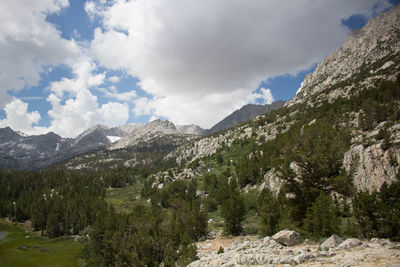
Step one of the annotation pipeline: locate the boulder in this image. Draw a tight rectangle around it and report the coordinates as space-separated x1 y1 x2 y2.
320 234 344 250
336 238 362 250
370 238 395 247
272 229 301 246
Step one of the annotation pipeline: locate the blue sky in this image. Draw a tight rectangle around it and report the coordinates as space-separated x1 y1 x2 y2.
0 0 398 137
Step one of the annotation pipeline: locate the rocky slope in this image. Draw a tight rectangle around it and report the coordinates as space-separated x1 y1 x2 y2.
189 234 400 266
204 100 285 136
288 4 400 107
160 4 400 194
0 127 72 170
63 132 197 171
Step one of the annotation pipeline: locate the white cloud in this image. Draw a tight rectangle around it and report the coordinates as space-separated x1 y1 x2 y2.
133 97 155 117
149 115 158 122
88 0 392 128
251 88 274 105
46 89 129 138
49 58 105 97
45 58 129 137
133 88 274 127
98 87 137 101
108 76 121 83
0 0 79 107
296 82 305 95
0 99 48 135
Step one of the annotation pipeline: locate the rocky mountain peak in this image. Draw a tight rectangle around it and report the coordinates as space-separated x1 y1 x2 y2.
145 119 177 133
110 119 183 150
288 4 400 107
176 124 206 135
72 124 107 145
0 127 20 143
205 100 285 135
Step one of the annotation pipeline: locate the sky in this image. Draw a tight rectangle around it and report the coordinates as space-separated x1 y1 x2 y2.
0 0 398 138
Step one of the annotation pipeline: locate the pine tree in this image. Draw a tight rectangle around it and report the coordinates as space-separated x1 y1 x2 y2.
258 188 280 236
221 181 246 235
303 192 340 239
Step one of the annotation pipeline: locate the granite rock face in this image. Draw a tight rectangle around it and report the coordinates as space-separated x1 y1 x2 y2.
343 123 400 192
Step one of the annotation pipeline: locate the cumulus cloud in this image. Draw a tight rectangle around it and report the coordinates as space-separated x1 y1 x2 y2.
46 58 129 137
0 99 48 135
251 88 274 105
49 58 106 97
87 0 392 128
46 90 129 138
133 88 274 127
98 86 137 101
0 0 78 107
0 53 131 137
108 76 121 83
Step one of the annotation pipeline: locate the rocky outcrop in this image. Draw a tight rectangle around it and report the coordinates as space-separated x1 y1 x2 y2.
260 168 283 195
189 237 400 267
343 122 400 192
190 236 400 266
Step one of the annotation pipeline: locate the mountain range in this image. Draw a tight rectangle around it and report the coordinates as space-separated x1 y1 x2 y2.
1 4 400 195
0 101 283 170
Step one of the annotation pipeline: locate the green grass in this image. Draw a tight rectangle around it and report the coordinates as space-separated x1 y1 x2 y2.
105 183 148 213
207 209 225 233
0 220 85 267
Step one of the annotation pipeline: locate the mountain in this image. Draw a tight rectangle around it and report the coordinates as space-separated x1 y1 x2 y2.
110 119 203 150
176 124 206 135
0 128 72 169
288 4 400 107
116 123 141 135
204 101 285 135
57 119 205 170
160 5 400 193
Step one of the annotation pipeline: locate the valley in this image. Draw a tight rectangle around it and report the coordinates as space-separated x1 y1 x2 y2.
1 3 400 267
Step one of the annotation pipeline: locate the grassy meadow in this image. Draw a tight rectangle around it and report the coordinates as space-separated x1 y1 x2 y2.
0 220 85 267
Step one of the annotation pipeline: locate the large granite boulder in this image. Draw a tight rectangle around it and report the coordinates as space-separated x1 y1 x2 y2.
320 234 344 250
337 238 362 250
272 229 301 246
